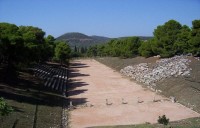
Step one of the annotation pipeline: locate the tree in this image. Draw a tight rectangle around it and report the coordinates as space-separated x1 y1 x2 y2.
90 37 141 58
87 45 97 57
139 40 154 57
18 26 46 62
189 20 200 56
0 23 25 81
43 35 55 61
74 45 77 52
173 25 191 55
97 45 105 56
0 23 24 65
54 41 71 64
80 47 85 54
153 20 182 57
121 37 141 58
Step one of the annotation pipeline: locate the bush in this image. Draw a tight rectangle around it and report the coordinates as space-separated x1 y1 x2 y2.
157 115 169 125
0 97 13 116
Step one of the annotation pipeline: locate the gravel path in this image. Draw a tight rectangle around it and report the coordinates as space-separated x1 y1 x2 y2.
68 59 199 128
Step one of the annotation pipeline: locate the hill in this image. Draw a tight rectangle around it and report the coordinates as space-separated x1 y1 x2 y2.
56 32 153 48
56 32 111 48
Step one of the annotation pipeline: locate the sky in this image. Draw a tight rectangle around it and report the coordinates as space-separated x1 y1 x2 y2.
0 0 200 38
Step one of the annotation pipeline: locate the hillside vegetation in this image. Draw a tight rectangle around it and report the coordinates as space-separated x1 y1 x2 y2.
56 32 111 48
56 32 153 50
88 19 200 58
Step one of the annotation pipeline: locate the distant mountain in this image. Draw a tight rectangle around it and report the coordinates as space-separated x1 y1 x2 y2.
56 32 111 48
56 32 91 40
56 32 153 48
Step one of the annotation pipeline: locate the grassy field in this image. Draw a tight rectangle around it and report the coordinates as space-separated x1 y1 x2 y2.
95 56 200 127
0 66 66 128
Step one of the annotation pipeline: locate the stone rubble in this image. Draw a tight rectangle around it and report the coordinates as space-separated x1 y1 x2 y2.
120 56 191 86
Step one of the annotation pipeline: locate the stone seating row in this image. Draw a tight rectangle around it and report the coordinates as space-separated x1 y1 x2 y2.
33 64 68 93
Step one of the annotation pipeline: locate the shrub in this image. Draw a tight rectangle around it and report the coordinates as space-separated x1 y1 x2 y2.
0 97 13 116
157 115 169 125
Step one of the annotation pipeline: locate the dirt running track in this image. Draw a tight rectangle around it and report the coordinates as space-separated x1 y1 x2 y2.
68 59 200 128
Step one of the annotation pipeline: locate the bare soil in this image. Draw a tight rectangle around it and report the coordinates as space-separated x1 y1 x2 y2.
68 59 200 128
96 56 200 113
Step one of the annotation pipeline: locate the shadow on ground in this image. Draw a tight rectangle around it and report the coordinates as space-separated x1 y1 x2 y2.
67 61 90 106
68 81 89 90
0 64 64 128
0 66 65 107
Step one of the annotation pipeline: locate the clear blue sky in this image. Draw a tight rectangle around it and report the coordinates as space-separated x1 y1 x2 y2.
0 0 200 38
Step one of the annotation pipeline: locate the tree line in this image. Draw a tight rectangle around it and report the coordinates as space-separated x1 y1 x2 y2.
0 22 71 68
0 23 72 117
1 19 199 68
70 45 88 57
87 19 200 58
87 37 141 58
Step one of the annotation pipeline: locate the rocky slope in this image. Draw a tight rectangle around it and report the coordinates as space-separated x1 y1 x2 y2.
120 56 191 86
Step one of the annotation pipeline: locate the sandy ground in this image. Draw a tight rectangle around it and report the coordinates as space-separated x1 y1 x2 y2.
68 59 200 128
